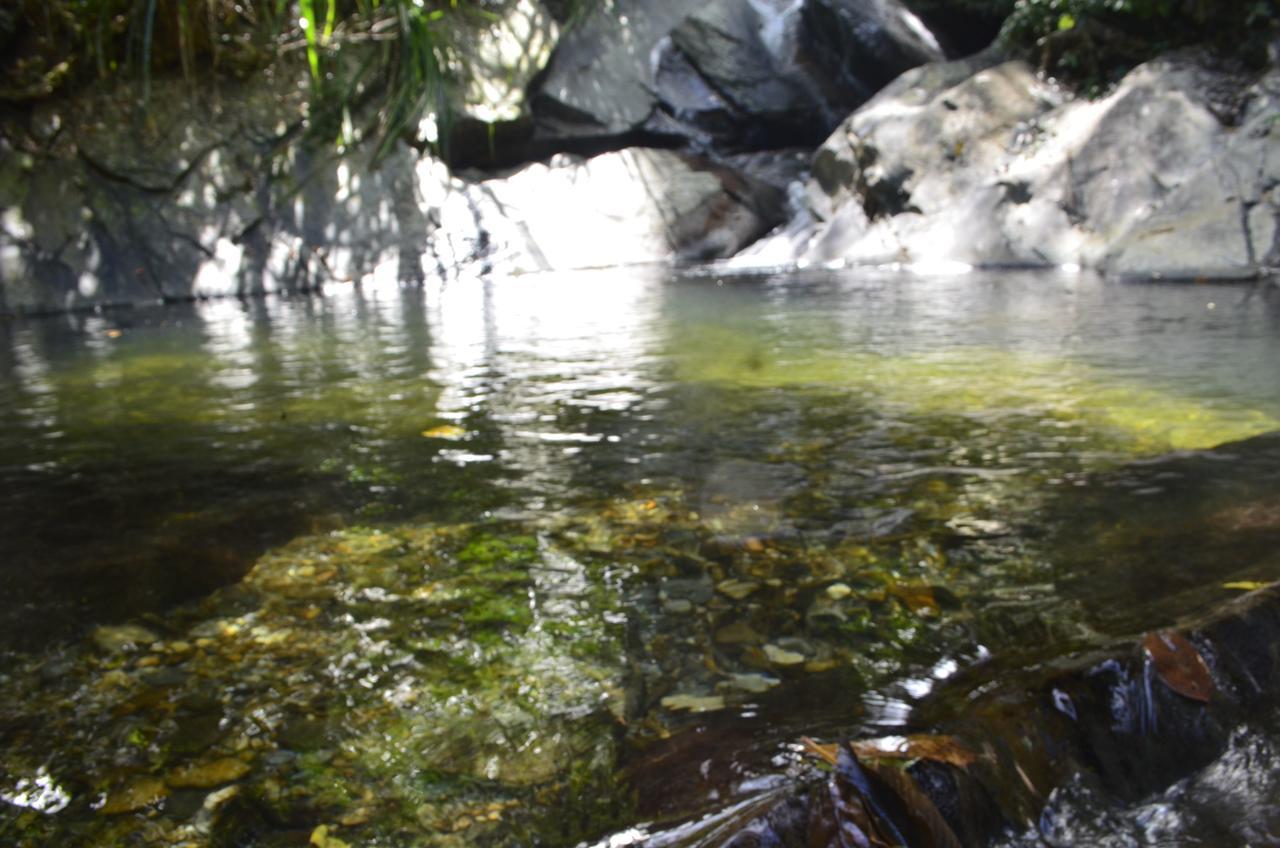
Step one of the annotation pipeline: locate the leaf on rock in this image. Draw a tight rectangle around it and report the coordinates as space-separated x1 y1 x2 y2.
1142 630 1213 703
803 735 977 769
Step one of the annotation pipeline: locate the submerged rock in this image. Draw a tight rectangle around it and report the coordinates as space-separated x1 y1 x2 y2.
92 624 160 654
622 580 1280 847
167 757 252 789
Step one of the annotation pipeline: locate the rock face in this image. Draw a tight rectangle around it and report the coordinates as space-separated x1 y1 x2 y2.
0 75 430 313
1105 64 1280 280
0 0 943 315
531 0 945 150
788 48 1280 279
426 149 785 276
0 74 784 313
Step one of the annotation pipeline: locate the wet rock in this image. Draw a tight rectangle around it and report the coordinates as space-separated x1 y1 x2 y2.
763 643 806 667
806 594 848 625
717 673 781 694
661 577 716 606
826 582 854 600
169 713 225 757
829 507 916 540
715 620 765 645
168 757 251 789
99 776 168 815
92 624 160 654
717 578 761 600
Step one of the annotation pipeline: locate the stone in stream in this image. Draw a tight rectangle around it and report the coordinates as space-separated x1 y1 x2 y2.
167 757 252 789
628 580 1280 846
91 624 160 654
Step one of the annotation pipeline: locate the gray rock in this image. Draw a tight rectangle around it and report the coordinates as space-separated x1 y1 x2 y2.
428 148 785 276
789 49 1280 280
532 0 943 149
0 73 429 313
1104 65 1280 280
531 0 701 139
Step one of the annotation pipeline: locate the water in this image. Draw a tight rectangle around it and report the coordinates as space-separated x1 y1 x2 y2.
2 269 1279 846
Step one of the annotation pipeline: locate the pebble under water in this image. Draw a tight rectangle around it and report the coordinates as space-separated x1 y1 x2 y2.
2 268 1280 846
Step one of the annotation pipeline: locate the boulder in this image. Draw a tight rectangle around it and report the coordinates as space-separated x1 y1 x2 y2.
791 49 1280 280
1104 65 1280 280
424 148 787 276
529 0 700 140
531 0 944 151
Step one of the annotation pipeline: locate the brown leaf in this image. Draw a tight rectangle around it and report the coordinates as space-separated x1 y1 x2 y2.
887 584 939 614
1142 630 1213 703
803 735 977 769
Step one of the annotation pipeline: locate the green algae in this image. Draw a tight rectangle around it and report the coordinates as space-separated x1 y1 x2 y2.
672 326 1279 454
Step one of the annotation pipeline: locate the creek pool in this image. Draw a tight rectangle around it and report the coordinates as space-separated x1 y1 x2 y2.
2 268 1280 846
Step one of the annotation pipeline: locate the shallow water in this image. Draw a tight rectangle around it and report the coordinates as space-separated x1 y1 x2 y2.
2 269 1280 846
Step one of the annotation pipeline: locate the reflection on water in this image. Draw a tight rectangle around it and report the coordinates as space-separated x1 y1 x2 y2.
2 269 1280 845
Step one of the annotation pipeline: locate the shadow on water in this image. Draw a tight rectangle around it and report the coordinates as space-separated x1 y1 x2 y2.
0 291 516 651
1045 430 1280 637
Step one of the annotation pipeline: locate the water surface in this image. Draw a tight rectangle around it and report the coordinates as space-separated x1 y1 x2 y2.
2 269 1279 846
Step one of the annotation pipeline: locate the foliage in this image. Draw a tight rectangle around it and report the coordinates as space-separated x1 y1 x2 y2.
0 0 520 160
999 0 1280 92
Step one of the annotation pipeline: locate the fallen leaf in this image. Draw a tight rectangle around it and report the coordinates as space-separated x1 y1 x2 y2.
420 424 466 440
1223 580 1269 591
660 694 725 713
1142 630 1213 703
803 735 977 769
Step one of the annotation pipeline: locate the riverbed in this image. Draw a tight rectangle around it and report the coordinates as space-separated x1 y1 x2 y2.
2 268 1279 846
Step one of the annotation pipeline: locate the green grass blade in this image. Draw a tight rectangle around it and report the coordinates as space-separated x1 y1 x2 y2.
299 0 322 81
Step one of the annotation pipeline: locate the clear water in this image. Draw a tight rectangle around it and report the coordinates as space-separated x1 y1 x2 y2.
2 269 1279 846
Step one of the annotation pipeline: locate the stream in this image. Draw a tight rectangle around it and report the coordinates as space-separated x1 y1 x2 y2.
2 268 1280 846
